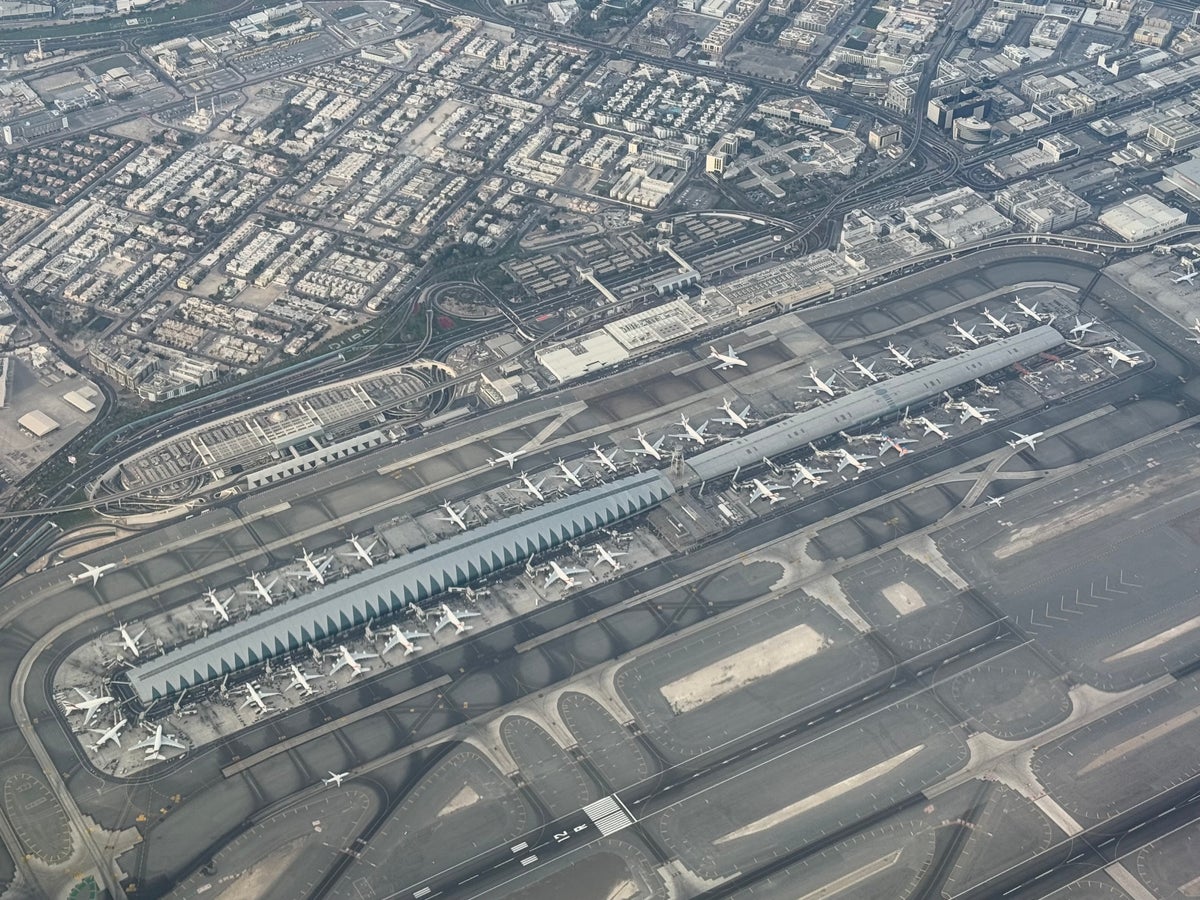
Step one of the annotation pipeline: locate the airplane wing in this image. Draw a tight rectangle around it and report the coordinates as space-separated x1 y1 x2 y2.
130 736 155 752
161 735 186 750
329 658 348 675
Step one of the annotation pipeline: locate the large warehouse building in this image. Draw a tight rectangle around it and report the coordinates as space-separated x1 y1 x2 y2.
125 325 1065 704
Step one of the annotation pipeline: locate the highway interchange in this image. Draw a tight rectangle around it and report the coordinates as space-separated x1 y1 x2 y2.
3 246 1200 899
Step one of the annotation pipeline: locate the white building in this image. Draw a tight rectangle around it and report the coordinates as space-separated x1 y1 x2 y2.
1097 196 1187 242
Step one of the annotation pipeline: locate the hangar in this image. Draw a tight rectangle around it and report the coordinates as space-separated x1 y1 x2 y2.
126 471 675 702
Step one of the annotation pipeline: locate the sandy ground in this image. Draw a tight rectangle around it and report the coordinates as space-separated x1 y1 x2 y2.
882 581 925 615
439 785 481 818
1077 708 1200 777
660 623 828 715
606 881 638 900
1105 614 1200 663
215 834 309 899
715 745 924 844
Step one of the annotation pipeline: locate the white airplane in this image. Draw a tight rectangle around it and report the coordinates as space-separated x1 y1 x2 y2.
715 398 754 430
202 588 233 623
1174 269 1199 284
64 687 114 726
324 771 349 787
1007 431 1044 451
297 548 333 586
802 367 837 397
847 356 881 383
791 463 830 488
746 478 788 504
552 459 584 487
380 624 430 657
877 434 917 457
591 443 620 473
241 682 280 714
434 603 480 635
982 308 1013 334
985 496 1005 507
286 665 321 696
671 414 709 445
1101 345 1142 368
1069 317 1099 340
329 645 378 678
916 417 953 440
629 429 666 461
487 447 524 469
1014 297 1044 322
244 573 279 606
1190 318 1200 344
438 501 470 532
114 623 146 658
544 559 589 589
593 544 627 571
835 448 874 473
709 344 748 369
886 342 917 369
132 724 185 761
514 473 547 502
71 562 116 586
950 320 981 347
89 716 127 751
346 535 379 567
950 400 998 425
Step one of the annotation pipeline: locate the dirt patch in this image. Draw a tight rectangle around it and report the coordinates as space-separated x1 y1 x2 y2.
438 785 481 818
882 581 925 615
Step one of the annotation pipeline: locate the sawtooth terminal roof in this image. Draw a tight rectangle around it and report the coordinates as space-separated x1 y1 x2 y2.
684 324 1064 482
126 470 675 702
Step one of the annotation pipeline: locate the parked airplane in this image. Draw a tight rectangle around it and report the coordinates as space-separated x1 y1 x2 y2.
244 573 279 606
950 320 981 347
286 665 321 696
746 478 788 504
514 473 547 502
590 443 621 473
552 459 584 487
982 308 1013 334
329 645 378 678
1013 297 1044 322
709 344 748 369
202 588 233 623
324 771 349 787
715 398 754 430
544 559 589 589
1174 269 1199 284
434 603 480 635
132 724 186 761
835 448 874 473
791 463 830 488
438 501 470 532
487 447 524 469
847 356 881 383
1007 431 1044 451
948 398 998 425
1069 317 1099 340
916 417 953 440
71 562 115 586
985 496 1005 507
886 342 917 369
629 429 666 461
89 716 127 751
593 544 627 571
802 367 837 397
297 548 334 585
114 623 146 658
877 434 917 457
381 624 430 657
1101 345 1142 368
346 535 379 567
64 687 114 725
241 682 280 714
671 414 709 445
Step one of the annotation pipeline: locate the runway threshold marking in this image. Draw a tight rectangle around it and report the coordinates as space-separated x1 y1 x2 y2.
220 675 452 778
